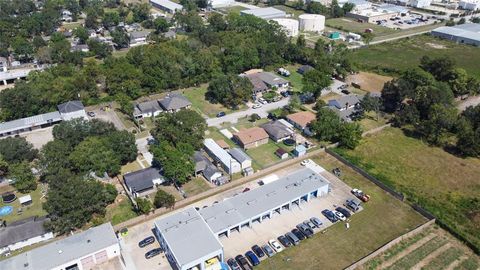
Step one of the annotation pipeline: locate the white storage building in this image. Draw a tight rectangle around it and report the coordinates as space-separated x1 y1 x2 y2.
229 148 252 170
432 23 480 46
210 0 235 8
272 18 299 37
150 0 183 13
203 139 241 174
299 14 326 32
241 7 287 19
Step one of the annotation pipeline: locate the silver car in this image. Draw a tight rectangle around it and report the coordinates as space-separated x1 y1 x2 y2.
310 217 323 227
262 244 275 257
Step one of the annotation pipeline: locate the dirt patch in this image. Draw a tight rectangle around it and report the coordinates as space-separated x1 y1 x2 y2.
346 72 393 93
426 42 447 49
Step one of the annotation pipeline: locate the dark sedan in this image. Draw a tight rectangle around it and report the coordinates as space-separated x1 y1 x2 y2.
252 244 265 258
335 206 352 218
138 236 155 248
235 255 252 270
278 235 292 247
145 248 162 259
292 228 306 240
322 209 339 223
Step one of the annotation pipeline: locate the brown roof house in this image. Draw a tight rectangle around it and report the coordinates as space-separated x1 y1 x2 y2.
233 127 269 149
286 111 316 136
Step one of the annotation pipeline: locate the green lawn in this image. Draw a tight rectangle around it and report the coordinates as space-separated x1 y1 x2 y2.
359 111 391 132
0 184 48 223
105 195 138 225
284 64 304 92
245 140 286 169
326 18 398 36
181 86 242 118
121 160 143 175
182 177 212 197
334 127 480 252
351 34 480 78
258 153 426 270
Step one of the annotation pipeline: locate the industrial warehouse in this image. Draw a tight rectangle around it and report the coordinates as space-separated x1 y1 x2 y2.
154 167 330 270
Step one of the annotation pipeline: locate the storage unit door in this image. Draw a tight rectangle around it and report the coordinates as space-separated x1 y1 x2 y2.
95 250 108 264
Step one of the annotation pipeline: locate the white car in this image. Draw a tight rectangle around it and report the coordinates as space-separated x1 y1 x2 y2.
268 239 284 253
258 98 268 104
333 210 346 221
252 103 262 109
300 159 311 166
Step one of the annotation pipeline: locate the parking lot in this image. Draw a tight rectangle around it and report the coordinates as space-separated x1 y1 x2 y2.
119 161 360 270
380 14 440 30
20 126 54 149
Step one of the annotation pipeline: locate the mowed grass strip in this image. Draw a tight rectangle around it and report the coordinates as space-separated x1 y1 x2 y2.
387 236 448 270
423 247 464 270
334 127 480 250
350 34 480 79
256 153 426 270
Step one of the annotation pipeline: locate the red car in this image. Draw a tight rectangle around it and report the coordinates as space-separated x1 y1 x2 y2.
351 189 370 202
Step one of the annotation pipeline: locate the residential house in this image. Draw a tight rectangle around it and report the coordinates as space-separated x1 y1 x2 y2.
193 151 209 177
261 120 294 142
0 223 120 270
57 100 88 121
243 71 290 94
203 139 241 174
286 111 316 136
159 93 192 112
203 165 222 183
123 167 166 198
229 148 252 170
297 65 314 75
133 100 163 119
293 144 307 157
129 30 150 47
0 216 54 254
327 95 362 122
70 44 89 53
233 127 270 149
275 148 289 159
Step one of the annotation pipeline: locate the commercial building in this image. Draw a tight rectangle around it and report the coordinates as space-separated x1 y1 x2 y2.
432 23 480 46
0 216 53 254
203 139 241 174
241 7 286 19
0 100 87 138
233 127 269 149
154 208 224 270
0 223 120 270
458 0 480 10
150 0 183 13
210 0 235 8
154 167 330 269
347 4 409 23
123 167 166 198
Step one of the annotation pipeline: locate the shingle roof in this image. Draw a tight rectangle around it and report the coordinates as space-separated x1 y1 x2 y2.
193 151 210 172
135 100 163 115
129 30 150 39
328 95 361 109
244 74 268 92
57 100 85 114
0 223 118 270
257 72 289 86
123 167 164 193
234 127 269 145
287 111 316 129
0 216 50 248
229 148 252 163
159 94 192 111
203 164 221 180
261 121 294 141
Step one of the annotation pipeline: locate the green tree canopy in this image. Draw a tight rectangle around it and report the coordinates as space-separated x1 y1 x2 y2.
10 162 37 193
154 189 175 209
302 69 332 98
206 75 253 109
69 137 121 176
0 137 38 164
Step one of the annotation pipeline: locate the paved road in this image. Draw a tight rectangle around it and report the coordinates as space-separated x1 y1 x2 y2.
206 97 290 127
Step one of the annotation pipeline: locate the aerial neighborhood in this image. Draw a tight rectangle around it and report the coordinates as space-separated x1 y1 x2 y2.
0 0 479 270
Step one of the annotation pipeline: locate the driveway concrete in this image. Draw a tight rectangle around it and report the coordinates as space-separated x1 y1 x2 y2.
207 98 290 127
88 107 127 131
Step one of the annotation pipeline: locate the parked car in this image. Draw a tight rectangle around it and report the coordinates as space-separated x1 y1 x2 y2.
292 228 306 240
216 111 226 117
280 91 289 97
268 239 284 252
285 232 300 245
303 220 316 230
310 217 323 228
138 236 155 248
87 111 96 117
346 198 361 212
245 251 260 266
300 159 311 166
242 187 250 193
296 223 314 238
262 244 275 257
341 89 351 95
235 255 252 270
251 245 265 258
145 248 162 259
333 210 347 221
335 206 351 218
351 188 370 202
322 209 338 223
227 258 242 270
258 97 267 104
278 235 293 247
252 103 262 109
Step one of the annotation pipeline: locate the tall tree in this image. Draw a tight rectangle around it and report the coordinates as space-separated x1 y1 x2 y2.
337 122 362 149
154 189 175 209
206 75 253 109
69 137 121 176
10 162 37 193
0 137 38 164
151 142 194 185
302 69 332 98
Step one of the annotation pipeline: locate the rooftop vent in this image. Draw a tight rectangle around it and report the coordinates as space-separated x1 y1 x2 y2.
58 250 63 254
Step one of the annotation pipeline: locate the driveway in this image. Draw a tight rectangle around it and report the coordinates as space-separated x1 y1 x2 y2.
87 107 127 131
207 97 290 127
136 136 153 166
457 95 480 111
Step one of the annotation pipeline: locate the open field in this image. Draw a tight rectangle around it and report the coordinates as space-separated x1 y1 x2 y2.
245 140 284 169
334 127 480 252
351 34 480 78
359 112 391 132
283 64 304 92
326 18 398 36
0 184 48 223
346 71 393 93
361 225 480 270
257 153 426 270
181 177 212 198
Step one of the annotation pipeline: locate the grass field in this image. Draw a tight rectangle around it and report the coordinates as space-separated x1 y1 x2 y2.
182 86 242 118
105 194 138 225
326 18 398 36
334 127 480 252
182 177 212 197
0 184 48 223
246 140 284 169
257 153 426 270
361 225 480 270
351 34 480 78
284 64 304 92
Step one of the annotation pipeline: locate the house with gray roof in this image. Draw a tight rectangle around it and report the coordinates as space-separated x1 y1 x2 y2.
0 216 53 254
243 71 290 93
328 95 361 111
57 100 88 121
123 167 166 197
129 30 150 47
133 100 163 119
0 223 120 270
159 93 192 112
261 120 294 142
229 148 252 170
203 164 222 183
193 151 210 176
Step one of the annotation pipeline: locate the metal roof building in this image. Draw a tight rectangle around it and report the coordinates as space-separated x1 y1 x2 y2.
154 208 224 270
0 223 120 270
199 167 329 235
241 7 287 19
150 0 183 13
0 111 62 137
432 24 480 46
203 139 241 174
